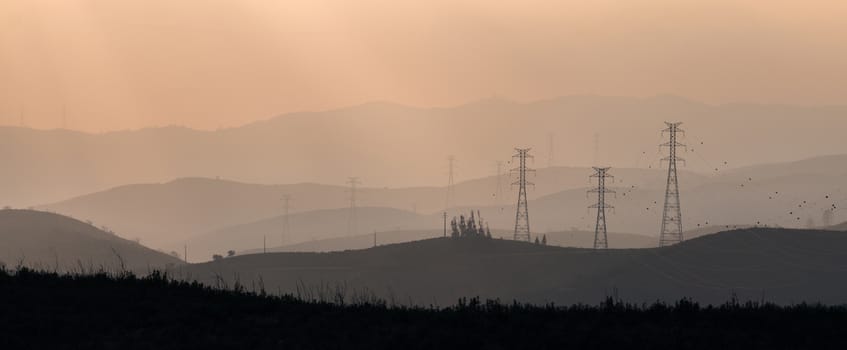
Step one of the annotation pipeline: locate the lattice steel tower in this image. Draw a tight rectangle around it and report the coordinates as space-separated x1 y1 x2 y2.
511 148 534 241
446 155 456 210
588 167 615 249
346 177 361 236
659 122 686 246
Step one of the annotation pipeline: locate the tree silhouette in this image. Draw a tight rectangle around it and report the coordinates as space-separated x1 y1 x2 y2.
450 210 491 239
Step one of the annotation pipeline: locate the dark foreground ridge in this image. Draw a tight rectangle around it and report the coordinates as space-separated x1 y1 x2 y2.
2 268 847 350
187 227 847 305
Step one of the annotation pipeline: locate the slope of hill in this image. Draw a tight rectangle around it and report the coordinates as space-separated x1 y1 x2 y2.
184 207 433 261
39 178 348 248
185 228 847 305
0 209 181 271
241 229 445 254
828 222 847 231
239 229 657 255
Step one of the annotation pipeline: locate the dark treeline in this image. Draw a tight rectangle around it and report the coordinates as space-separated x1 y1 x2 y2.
2 268 847 349
451 210 492 238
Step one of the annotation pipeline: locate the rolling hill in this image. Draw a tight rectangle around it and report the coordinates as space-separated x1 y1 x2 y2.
239 229 658 256
40 153 847 257
39 166 694 249
185 206 433 261
184 228 847 305
0 209 181 271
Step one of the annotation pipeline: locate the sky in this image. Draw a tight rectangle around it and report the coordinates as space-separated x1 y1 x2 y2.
1 0 846 132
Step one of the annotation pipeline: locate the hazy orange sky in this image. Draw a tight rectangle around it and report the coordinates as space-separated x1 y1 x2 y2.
1 0 846 131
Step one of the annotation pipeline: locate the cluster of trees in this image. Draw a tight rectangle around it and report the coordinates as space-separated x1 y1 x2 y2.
534 235 548 245
450 210 492 239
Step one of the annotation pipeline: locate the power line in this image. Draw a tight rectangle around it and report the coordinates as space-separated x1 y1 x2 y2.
346 177 361 236
659 122 686 246
588 167 615 249
511 148 535 242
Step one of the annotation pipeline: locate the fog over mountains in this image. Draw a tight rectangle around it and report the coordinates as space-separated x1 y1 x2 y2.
4 95 847 208
36 152 847 261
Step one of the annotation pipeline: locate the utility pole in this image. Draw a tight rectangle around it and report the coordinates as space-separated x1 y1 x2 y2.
346 177 361 236
183 244 188 263
281 195 291 245
373 230 377 247
263 235 267 254
588 167 615 249
446 155 456 211
659 122 686 246
511 148 535 242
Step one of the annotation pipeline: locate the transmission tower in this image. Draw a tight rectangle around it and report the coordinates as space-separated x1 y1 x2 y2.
281 195 291 245
588 167 615 249
446 155 456 210
511 148 535 241
346 177 361 236
659 122 686 246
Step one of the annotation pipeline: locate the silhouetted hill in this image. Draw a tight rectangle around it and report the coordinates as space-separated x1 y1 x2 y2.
39 178 348 248
186 207 432 261
0 209 181 271
186 228 847 305
241 229 445 254
239 229 656 255
825 220 847 231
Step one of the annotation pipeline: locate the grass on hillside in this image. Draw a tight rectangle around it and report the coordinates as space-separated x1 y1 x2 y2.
2 267 847 349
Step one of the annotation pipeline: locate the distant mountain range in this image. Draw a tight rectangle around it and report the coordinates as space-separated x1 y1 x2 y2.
185 228 847 305
39 166 697 250
0 210 181 271
6 95 847 208
39 154 847 261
